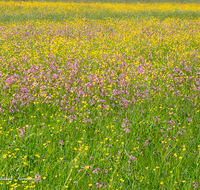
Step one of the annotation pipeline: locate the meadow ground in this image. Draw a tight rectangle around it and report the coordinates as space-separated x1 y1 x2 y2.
0 1 200 189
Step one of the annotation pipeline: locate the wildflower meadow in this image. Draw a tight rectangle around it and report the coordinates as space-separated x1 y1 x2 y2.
0 1 200 189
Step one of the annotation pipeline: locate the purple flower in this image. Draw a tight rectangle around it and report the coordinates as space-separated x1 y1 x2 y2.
128 155 136 162
182 129 186 133
193 182 198 189
168 120 175 125
129 155 136 161
19 133 24 137
12 99 18 104
123 128 130 133
122 123 126 127
35 175 41 183
144 140 149 146
59 140 63 144
104 169 108 175
92 168 100 174
96 182 106 188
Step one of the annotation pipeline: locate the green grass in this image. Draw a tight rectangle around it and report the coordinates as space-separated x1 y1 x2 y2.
0 8 199 23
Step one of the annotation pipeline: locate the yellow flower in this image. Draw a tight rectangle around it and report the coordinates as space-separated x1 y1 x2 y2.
35 154 40 158
120 179 124 182
160 181 163 185
179 156 183 160
88 184 92 186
